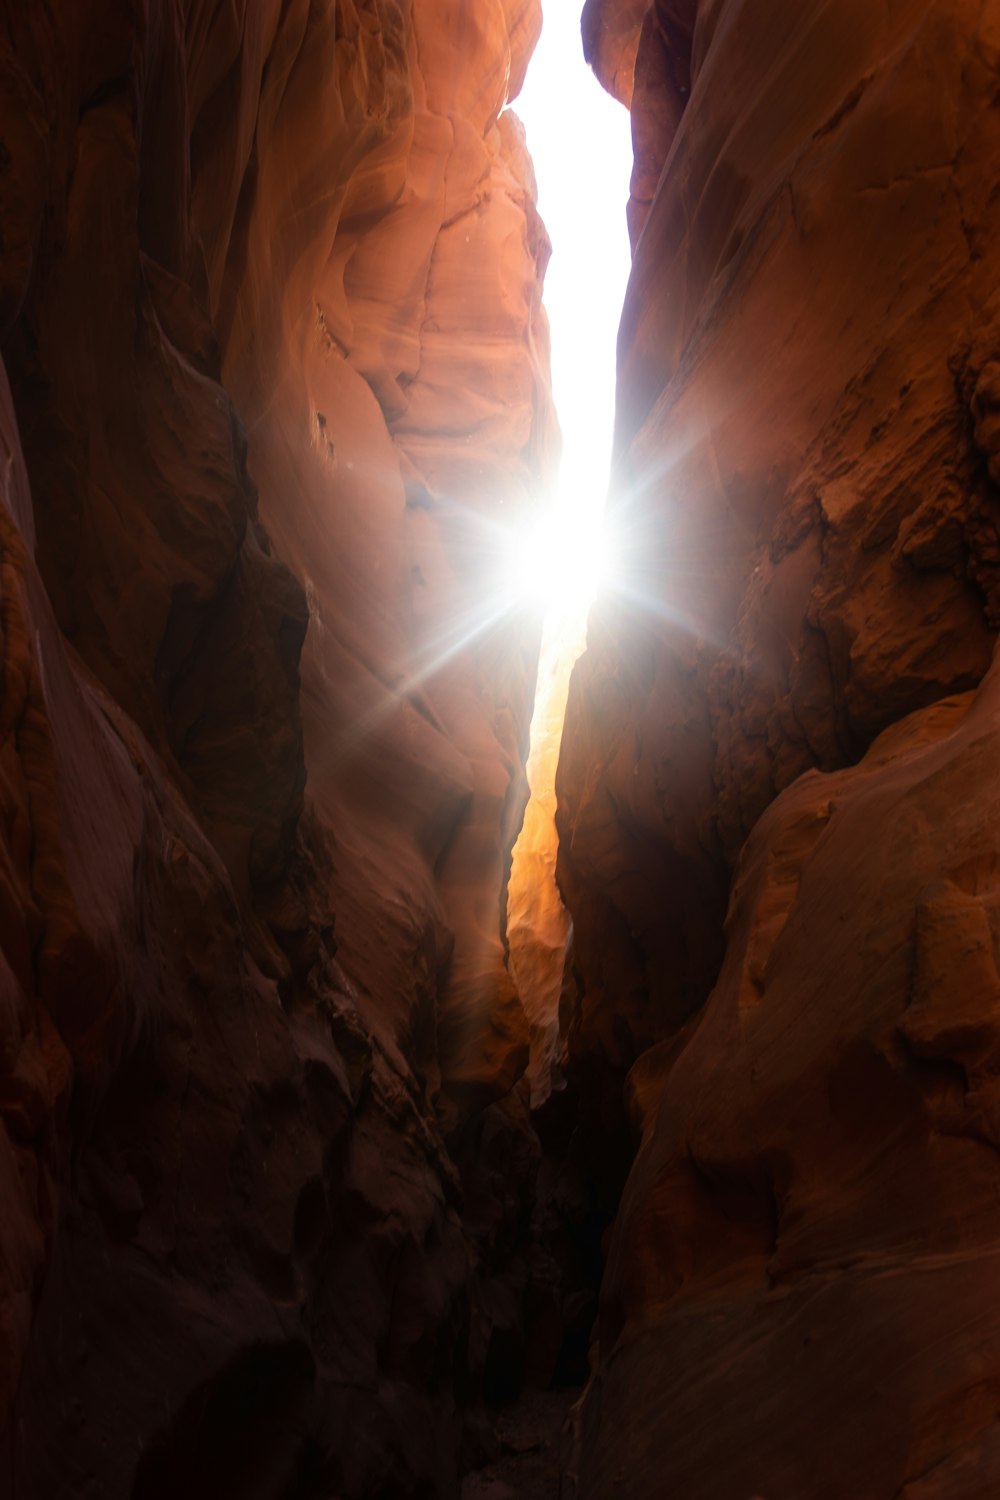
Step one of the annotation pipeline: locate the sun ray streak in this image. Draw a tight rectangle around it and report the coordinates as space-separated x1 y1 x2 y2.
502 9 634 1101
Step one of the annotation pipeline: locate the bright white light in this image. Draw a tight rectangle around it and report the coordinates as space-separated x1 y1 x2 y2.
511 5 633 628
515 505 613 614
505 10 634 1102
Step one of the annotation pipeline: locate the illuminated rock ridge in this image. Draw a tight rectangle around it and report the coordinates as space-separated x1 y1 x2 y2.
0 2 557 1495
562 0 1000 1495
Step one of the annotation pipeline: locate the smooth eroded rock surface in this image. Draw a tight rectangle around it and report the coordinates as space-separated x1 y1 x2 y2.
562 0 1000 1493
0 2 557 1495
578 660 1000 1498
563 0 1000 1124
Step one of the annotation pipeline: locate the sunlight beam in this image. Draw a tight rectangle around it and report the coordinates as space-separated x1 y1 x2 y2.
504 9 634 1103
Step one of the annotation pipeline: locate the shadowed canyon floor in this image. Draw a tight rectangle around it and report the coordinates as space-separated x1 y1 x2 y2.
461 1390 576 1500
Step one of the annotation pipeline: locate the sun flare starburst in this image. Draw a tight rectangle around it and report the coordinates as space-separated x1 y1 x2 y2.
507 499 614 620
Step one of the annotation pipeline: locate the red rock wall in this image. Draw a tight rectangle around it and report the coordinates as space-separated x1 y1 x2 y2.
0 2 555 1495
561 0 1000 1494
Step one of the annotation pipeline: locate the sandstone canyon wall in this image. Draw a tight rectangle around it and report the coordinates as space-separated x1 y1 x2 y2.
0 2 558 1496
562 0 1000 1495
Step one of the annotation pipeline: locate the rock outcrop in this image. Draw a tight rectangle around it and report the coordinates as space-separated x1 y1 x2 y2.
0 2 555 1495
578 664 1000 1500
561 0 1000 1493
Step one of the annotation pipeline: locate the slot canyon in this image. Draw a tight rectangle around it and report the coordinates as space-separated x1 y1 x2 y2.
2 0 1000 1495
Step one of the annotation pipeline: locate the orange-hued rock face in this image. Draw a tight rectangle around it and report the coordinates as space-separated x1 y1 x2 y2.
581 0 648 105
0 1 556 1494
561 0 1000 1104
579 664 1000 1499
583 0 698 241
211 0 556 1123
559 0 1000 1492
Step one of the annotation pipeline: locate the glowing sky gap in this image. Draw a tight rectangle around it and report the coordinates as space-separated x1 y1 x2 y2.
512 6 634 587
504 6 634 1100
318 9 636 908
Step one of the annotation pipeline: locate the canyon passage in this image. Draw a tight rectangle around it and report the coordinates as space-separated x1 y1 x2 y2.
2 2 1000 1498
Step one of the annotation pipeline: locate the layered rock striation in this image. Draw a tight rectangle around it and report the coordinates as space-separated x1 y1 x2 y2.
561 0 1000 1494
0 2 556 1495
